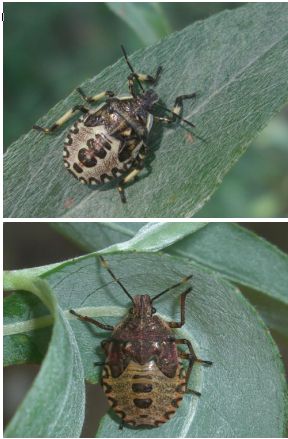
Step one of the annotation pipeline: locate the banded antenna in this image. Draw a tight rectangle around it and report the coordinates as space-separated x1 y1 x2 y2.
121 44 145 93
99 256 193 305
121 45 195 130
99 255 134 303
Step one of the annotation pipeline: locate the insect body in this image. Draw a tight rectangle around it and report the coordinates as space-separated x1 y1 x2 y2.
70 257 212 429
33 46 196 203
62 91 156 192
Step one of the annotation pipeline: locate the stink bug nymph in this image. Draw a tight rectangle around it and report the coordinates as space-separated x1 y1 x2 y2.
33 46 196 203
70 256 212 429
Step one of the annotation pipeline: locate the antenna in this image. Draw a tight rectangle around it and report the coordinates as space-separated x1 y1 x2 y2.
99 255 134 302
121 45 145 93
121 45 195 129
151 275 193 302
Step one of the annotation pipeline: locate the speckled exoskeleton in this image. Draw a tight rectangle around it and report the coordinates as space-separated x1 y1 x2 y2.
70 256 212 429
34 46 196 203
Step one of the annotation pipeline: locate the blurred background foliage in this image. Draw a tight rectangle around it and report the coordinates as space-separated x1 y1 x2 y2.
4 2 288 217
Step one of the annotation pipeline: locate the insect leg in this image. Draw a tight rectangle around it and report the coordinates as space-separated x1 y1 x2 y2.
117 144 148 203
176 338 212 393
154 93 196 127
77 88 115 103
94 361 106 366
69 309 114 331
168 287 192 328
117 185 127 204
112 108 148 140
138 66 163 84
121 43 162 95
177 339 212 365
119 419 125 430
186 389 202 397
153 115 172 123
128 66 162 96
33 104 89 133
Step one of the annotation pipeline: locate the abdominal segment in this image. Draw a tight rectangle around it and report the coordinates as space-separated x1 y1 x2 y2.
102 360 186 427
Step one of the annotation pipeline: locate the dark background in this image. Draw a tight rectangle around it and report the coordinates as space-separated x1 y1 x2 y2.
4 2 288 217
3 222 288 436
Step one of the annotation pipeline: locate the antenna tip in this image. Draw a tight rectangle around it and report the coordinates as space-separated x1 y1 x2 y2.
182 274 193 283
99 255 108 268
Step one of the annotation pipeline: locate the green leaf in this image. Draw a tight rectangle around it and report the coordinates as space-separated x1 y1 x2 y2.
4 276 85 438
4 253 287 437
8 222 206 284
101 222 208 252
53 222 288 338
4 3 288 218
167 223 288 337
3 291 52 366
53 222 207 253
52 222 146 251
106 3 170 45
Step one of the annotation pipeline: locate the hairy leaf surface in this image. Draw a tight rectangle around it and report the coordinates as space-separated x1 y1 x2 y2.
53 222 288 337
4 3 288 217
4 253 287 437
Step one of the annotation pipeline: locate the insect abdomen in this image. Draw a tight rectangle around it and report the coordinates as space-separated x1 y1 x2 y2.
102 360 186 427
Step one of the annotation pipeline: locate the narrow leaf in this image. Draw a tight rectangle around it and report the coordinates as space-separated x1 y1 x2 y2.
52 222 144 251
106 3 170 45
101 222 208 252
4 3 288 217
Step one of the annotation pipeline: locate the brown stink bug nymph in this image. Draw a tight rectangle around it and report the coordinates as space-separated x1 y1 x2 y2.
70 256 212 429
33 46 196 203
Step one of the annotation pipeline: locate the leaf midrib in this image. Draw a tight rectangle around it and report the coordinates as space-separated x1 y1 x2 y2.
3 306 126 336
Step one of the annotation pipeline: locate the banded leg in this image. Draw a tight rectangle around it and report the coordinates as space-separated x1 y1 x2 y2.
77 87 115 104
176 338 212 393
168 287 192 328
121 43 162 96
128 67 162 96
117 144 148 203
112 108 148 140
33 104 89 133
154 93 196 127
69 309 114 331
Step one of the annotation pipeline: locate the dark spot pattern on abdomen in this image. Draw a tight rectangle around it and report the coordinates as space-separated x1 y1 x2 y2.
132 383 153 393
102 360 186 427
133 398 153 409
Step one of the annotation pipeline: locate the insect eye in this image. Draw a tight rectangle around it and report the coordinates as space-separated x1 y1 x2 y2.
129 308 133 314
152 307 156 314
